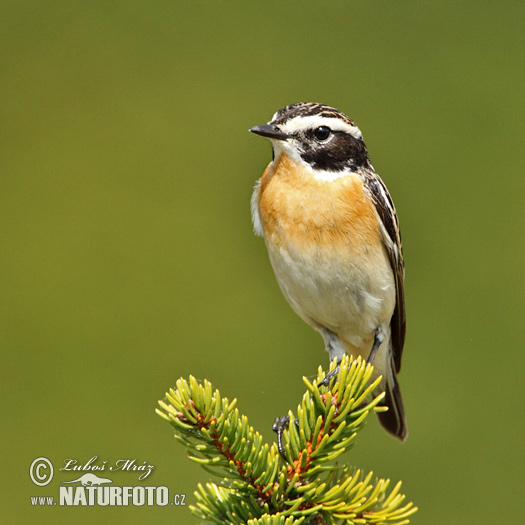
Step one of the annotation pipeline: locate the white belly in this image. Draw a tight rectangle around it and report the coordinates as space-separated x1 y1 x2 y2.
266 239 395 350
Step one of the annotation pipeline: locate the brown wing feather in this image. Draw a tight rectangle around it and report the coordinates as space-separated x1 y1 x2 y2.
363 171 406 373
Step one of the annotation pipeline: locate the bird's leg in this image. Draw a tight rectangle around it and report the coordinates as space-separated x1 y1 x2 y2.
318 328 345 387
273 329 344 460
320 327 385 387
367 327 385 364
367 327 385 365
272 415 299 461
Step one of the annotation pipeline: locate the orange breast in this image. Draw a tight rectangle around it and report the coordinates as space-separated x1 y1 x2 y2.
258 153 381 255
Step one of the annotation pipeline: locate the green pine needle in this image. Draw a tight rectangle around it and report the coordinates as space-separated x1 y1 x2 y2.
157 354 418 524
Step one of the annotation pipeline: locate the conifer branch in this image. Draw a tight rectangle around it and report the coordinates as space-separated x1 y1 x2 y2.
157 355 417 524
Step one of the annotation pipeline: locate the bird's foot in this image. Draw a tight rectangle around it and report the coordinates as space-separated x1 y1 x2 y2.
272 415 299 461
318 364 340 387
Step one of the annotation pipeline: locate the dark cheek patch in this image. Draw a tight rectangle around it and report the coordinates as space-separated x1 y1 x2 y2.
300 132 370 172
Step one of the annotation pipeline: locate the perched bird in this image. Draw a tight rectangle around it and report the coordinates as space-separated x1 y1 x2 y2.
250 102 407 441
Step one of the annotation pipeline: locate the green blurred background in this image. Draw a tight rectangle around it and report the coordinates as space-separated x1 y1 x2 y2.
2 1 523 523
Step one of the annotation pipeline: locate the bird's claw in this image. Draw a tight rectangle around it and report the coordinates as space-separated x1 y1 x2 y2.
272 415 299 461
318 364 340 387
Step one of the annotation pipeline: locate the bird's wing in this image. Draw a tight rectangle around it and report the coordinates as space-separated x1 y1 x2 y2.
363 172 406 372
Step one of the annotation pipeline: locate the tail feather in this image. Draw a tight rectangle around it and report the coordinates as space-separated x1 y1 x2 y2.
377 372 408 441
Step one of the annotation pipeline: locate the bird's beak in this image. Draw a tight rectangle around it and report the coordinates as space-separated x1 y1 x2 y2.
249 124 289 141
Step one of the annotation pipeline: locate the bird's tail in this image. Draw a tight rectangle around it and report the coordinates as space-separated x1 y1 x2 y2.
377 368 408 441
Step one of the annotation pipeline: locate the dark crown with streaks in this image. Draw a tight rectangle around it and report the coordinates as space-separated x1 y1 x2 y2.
271 102 357 127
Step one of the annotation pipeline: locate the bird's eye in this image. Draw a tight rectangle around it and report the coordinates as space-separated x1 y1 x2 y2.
314 126 331 141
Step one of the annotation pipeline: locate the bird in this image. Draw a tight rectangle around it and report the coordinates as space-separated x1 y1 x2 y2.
249 102 407 443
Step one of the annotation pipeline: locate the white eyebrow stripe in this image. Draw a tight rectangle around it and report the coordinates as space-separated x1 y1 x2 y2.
277 115 363 140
